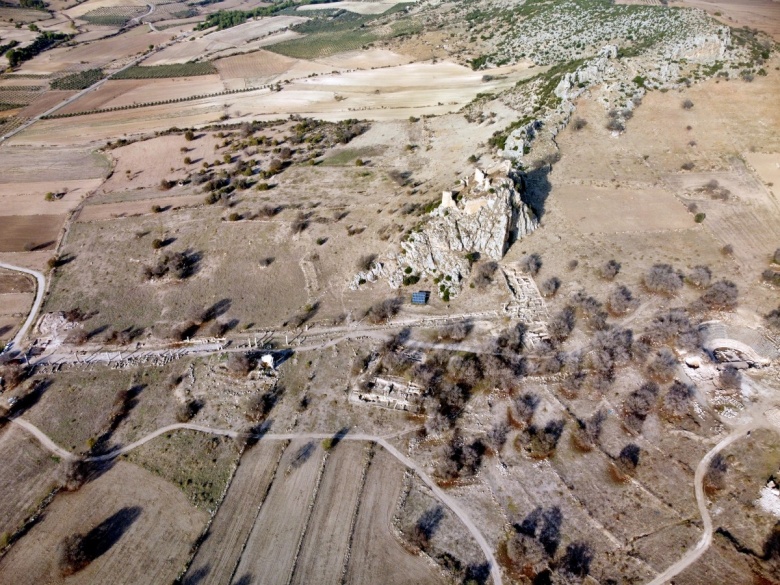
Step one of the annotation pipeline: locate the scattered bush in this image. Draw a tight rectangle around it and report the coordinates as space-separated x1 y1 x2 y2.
291 212 309 234
472 260 499 287
646 347 677 382
662 380 694 419
681 161 695 171
560 542 594 578
607 284 637 315
765 306 780 330
644 263 683 295
571 409 606 452
720 365 742 390
540 277 561 297
366 297 402 324
616 443 641 474
520 253 542 276
686 265 712 288
600 259 621 280
682 99 694 109
694 212 706 223
721 244 734 256
175 399 201 422
623 381 658 433
548 306 576 344
227 353 251 376
572 118 588 131
697 279 738 311
143 250 199 280
704 453 728 493
525 419 565 459
356 253 376 272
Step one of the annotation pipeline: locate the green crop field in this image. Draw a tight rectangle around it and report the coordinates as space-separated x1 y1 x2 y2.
80 5 147 26
267 29 378 59
112 62 217 79
51 69 104 90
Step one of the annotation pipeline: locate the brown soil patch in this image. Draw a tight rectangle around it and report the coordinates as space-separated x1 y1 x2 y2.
0 215 64 252
0 292 33 315
745 151 780 193
0 460 208 585
0 271 35 293
17 28 170 75
13 61 538 145
145 16 309 65
100 133 224 193
214 49 300 83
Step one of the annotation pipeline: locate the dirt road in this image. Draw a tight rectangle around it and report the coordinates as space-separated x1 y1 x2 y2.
0 262 45 354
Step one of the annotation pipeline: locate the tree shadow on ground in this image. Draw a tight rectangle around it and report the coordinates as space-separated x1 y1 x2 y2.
59 506 142 575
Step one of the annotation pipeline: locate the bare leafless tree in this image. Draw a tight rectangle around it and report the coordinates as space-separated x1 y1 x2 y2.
520 253 542 276
600 259 621 280
607 284 637 316
644 264 684 295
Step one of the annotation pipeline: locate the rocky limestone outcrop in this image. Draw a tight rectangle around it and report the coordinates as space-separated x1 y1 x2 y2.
351 162 538 297
501 28 733 161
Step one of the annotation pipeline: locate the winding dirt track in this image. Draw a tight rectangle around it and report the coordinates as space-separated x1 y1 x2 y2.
0 262 45 354
646 421 763 585
10 418 503 585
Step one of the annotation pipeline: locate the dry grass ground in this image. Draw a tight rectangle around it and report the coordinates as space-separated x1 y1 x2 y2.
553 184 693 233
0 461 207 585
0 148 109 183
77 194 204 221
231 439 326 585
44 207 312 332
0 425 59 539
65 0 149 19
184 440 286 585
22 368 146 453
0 271 35 293
123 430 241 513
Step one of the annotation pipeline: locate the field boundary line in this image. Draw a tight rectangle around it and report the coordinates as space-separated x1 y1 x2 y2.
225 440 289 585
287 447 329 585
338 443 373 584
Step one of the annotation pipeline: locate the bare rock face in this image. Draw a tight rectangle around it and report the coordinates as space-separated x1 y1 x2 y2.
351 162 537 297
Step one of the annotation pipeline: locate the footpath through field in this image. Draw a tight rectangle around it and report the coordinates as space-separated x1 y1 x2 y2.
10 418 504 585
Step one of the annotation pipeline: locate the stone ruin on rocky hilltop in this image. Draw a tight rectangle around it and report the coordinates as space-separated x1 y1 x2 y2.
352 161 538 298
